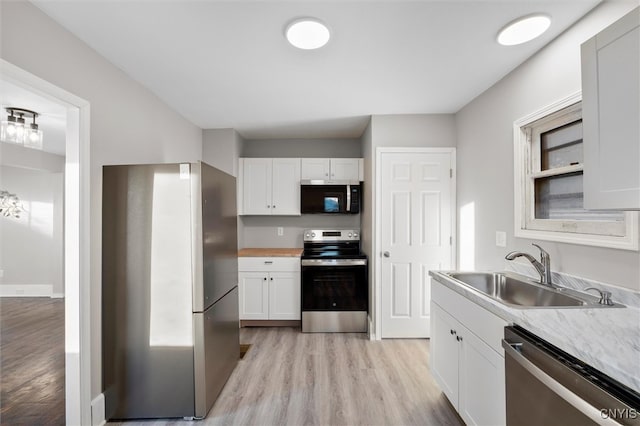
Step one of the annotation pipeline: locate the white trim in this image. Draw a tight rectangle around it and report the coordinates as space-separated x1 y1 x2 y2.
91 393 106 426
51 293 65 299
1 59 92 425
374 147 457 341
367 316 375 341
513 91 639 251
0 284 53 297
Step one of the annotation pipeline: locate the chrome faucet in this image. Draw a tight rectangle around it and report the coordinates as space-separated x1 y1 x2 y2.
505 243 553 286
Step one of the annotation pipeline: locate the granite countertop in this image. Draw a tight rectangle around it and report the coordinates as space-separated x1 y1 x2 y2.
238 248 303 257
430 270 640 393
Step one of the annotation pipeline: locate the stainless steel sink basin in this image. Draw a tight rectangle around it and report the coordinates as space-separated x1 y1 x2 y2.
444 272 592 308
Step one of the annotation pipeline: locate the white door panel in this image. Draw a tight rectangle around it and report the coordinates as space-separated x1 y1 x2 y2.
381 151 454 338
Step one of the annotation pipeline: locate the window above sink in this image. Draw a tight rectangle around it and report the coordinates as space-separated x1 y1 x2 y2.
513 92 638 251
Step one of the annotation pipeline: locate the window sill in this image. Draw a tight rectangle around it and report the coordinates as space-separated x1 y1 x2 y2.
514 223 638 251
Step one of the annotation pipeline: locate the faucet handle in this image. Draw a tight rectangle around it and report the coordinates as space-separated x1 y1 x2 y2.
531 243 549 260
585 287 614 305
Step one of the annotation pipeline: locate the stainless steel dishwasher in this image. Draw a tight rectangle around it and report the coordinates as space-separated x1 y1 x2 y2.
503 325 640 426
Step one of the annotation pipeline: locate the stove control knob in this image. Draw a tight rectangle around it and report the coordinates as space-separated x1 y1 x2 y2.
305 233 310 238
311 233 316 238
353 232 359 237
348 233 352 237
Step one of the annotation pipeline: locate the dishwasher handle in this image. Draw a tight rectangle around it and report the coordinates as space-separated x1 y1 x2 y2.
502 339 622 426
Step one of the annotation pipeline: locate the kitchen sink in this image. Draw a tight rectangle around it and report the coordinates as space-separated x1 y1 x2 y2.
444 272 602 308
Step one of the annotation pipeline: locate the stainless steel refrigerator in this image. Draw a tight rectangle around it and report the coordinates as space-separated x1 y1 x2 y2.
102 161 239 420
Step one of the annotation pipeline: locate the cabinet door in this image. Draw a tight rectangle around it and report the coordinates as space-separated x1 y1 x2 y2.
430 303 460 408
239 272 269 319
301 158 330 180
582 8 640 209
271 158 301 215
330 158 360 181
242 159 272 215
268 272 300 320
458 327 506 426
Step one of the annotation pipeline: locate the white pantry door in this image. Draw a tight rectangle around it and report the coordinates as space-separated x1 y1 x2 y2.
380 151 454 338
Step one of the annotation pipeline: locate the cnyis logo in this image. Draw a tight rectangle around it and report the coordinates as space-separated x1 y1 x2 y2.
600 408 638 420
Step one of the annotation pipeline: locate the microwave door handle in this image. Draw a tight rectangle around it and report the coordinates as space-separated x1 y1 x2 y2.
346 185 351 212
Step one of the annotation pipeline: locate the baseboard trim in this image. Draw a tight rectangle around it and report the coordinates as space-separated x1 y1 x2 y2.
0 284 53 297
91 393 106 426
240 320 300 327
368 316 376 341
51 293 65 299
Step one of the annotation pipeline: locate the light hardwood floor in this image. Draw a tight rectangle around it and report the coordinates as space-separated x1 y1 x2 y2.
113 327 463 426
0 298 65 425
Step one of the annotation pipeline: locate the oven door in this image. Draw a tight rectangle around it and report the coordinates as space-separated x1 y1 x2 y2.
301 260 368 311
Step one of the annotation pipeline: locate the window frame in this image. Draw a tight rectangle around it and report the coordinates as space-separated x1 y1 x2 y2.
513 92 638 251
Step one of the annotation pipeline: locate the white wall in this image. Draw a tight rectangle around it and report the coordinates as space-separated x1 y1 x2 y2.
455 2 640 291
1 1 203 398
0 165 64 296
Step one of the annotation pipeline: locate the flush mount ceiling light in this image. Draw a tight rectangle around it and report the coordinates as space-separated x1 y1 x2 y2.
497 14 551 46
1 107 43 150
285 18 331 50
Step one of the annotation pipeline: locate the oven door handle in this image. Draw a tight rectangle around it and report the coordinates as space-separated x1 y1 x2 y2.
301 259 367 266
501 339 622 426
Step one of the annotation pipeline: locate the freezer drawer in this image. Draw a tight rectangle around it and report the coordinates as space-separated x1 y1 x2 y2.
193 287 240 418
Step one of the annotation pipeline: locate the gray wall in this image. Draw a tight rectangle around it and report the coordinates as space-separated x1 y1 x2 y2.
0 165 64 296
203 128 243 177
242 138 361 158
241 215 361 248
455 2 640 291
361 114 457 335
240 137 363 248
1 1 203 398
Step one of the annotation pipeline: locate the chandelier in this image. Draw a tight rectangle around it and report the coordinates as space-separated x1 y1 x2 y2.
1 107 43 150
0 190 26 218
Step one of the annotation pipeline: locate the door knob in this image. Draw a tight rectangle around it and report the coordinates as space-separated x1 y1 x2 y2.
383 251 390 258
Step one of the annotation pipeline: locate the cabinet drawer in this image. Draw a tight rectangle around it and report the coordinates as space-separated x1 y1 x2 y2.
432 281 507 354
239 257 300 272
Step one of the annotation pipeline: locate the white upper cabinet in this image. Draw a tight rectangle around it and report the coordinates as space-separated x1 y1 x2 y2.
300 158 331 179
242 158 272 215
582 7 640 210
301 158 362 181
239 158 301 215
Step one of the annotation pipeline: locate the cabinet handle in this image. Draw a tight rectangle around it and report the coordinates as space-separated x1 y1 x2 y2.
270 277 273 281
267 205 271 208
450 329 456 336
264 261 273 264
456 336 463 342
273 205 276 208
263 277 267 281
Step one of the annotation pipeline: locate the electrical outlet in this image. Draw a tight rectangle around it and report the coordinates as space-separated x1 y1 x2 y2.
277 227 284 236
495 231 507 247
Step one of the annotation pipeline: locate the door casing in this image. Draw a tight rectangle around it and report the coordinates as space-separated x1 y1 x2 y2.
373 147 457 340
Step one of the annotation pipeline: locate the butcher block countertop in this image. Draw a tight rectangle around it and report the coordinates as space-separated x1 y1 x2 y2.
238 248 303 257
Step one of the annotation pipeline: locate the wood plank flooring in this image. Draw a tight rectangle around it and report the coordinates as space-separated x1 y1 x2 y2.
0 298 65 426
112 327 463 426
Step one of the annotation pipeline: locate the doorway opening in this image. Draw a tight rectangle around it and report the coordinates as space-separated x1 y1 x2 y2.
1 59 91 424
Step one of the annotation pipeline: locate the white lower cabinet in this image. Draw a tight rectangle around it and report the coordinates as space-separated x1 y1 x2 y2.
238 257 300 320
431 281 506 426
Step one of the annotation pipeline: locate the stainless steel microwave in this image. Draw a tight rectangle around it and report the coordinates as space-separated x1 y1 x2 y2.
300 180 361 214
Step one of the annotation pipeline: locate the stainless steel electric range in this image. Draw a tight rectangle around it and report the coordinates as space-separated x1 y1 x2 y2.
301 229 368 333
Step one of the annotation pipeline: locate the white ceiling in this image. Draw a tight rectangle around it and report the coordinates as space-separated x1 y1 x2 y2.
32 0 600 140
0 80 67 156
